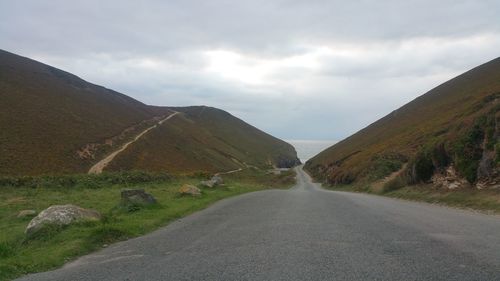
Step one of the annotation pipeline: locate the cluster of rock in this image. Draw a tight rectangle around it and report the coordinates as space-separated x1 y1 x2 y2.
431 165 471 190
25 189 158 235
178 175 224 196
24 176 226 235
431 163 500 190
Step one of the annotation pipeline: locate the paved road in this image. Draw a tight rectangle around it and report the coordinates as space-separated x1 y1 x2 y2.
19 167 500 280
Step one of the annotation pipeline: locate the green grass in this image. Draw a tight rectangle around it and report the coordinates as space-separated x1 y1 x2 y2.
0 168 295 281
323 183 500 214
385 186 500 213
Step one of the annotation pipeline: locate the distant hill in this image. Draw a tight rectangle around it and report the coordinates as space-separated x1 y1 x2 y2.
305 58 499 190
0 49 299 176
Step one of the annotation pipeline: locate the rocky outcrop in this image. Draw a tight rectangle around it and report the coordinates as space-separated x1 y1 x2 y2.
276 156 301 168
179 184 201 196
431 165 471 190
26 204 101 235
121 189 157 205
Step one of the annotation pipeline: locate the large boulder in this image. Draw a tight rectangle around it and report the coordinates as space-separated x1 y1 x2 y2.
25 204 101 235
121 189 156 205
179 184 201 196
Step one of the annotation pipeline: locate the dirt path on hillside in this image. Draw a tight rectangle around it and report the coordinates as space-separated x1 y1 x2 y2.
371 163 408 193
88 112 179 174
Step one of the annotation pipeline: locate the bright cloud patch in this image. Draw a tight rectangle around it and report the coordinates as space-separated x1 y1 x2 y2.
2 0 499 140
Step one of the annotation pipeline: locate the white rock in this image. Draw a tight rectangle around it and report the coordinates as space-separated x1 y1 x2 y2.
25 204 101 235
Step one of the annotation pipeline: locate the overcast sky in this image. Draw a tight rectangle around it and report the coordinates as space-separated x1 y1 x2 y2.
1 0 499 141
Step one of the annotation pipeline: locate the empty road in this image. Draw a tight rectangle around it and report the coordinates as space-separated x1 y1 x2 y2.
19 167 500 280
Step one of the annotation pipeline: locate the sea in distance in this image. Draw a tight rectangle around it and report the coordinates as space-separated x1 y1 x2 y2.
286 140 337 164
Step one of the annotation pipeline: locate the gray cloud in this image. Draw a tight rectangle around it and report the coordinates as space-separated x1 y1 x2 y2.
1 0 499 141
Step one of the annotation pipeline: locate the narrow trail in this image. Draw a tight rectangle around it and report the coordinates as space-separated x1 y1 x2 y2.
215 168 244 176
88 112 179 174
371 163 408 192
215 162 262 176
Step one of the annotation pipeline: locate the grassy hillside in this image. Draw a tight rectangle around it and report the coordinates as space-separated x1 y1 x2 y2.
106 106 300 173
0 50 299 176
305 57 500 190
0 49 170 176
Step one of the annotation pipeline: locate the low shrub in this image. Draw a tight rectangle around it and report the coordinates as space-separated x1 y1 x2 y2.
0 171 171 189
452 121 485 183
364 154 405 181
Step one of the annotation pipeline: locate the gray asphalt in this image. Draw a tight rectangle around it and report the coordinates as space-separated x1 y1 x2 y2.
18 167 500 280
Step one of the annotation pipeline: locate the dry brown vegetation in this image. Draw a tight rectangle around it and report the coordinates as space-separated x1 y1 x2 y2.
305 57 500 190
106 106 300 173
0 50 299 176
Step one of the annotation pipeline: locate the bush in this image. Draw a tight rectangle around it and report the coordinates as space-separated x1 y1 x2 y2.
0 171 171 189
364 154 405 181
453 122 485 183
414 151 435 182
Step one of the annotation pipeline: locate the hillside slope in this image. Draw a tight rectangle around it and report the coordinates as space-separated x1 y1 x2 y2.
0 50 299 176
0 49 171 175
305 58 499 190
106 106 300 173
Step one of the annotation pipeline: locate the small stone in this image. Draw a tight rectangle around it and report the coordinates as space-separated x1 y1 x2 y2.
179 184 201 196
200 180 216 188
200 175 224 188
17 209 37 218
211 175 224 185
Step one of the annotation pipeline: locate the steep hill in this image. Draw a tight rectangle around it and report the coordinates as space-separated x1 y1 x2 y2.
305 58 500 190
0 50 299 176
106 106 300 173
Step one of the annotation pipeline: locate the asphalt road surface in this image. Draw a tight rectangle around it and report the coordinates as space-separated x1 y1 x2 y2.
18 167 500 280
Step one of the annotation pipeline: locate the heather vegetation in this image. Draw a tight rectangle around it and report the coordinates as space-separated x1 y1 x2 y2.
0 50 299 177
107 106 300 174
306 58 500 192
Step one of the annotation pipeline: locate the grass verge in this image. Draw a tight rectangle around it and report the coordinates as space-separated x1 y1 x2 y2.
323 183 500 214
0 168 296 281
